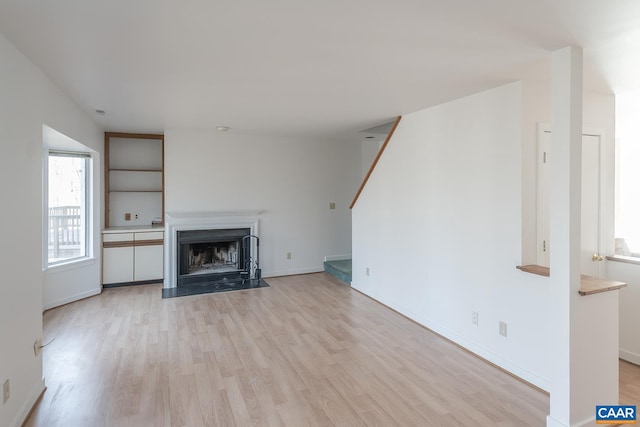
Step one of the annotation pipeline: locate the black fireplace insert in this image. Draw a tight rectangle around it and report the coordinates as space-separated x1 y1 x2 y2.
176 228 260 286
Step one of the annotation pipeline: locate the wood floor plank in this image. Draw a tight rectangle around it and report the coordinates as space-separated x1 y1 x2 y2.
24 272 609 426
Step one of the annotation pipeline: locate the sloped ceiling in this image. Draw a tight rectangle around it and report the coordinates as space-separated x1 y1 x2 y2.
1 0 639 138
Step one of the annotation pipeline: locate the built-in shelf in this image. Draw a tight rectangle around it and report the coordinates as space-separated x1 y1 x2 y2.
579 275 627 296
516 264 550 277
516 264 627 296
109 169 162 193
105 132 164 228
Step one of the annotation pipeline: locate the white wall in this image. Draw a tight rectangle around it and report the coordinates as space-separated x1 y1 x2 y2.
521 77 634 381
604 92 640 366
607 261 640 364
43 257 102 310
361 139 382 180
164 130 360 277
352 82 555 389
0 33 103 427
352 79 621 423
42 128 103 310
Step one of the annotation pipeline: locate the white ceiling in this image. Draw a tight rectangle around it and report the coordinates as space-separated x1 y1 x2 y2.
1 0 640 139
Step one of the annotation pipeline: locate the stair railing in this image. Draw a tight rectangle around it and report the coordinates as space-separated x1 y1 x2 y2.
349 116 402 209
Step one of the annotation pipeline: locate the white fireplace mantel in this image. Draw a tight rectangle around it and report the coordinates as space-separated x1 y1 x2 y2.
164 210 262 288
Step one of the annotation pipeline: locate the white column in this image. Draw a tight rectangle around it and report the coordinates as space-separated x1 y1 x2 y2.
547 46 583 427
547 46 619 427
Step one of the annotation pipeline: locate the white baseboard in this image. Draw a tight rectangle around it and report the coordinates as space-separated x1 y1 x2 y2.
421 317 551 392
43 287 101 310
11 378 45 427
546 414 594 426
620 348 640 365
572 416 596 427
546 415 567 427
323 254 352 262
351 281 551 392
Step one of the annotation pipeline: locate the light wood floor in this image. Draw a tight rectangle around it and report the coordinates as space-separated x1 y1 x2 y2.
27 272 625 426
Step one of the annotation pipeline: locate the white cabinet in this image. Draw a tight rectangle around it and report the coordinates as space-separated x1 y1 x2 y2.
103 233 134 284
102 230 164 285
133 231 164 281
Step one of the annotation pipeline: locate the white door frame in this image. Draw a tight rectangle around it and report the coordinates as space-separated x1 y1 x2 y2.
536 123 607 274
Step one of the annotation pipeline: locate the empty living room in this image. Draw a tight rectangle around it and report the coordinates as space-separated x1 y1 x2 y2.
2 2 640 427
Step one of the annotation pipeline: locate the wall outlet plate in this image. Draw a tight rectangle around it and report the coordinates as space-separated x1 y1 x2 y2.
3 379 9 403
472 311 479 326
499 321 508 337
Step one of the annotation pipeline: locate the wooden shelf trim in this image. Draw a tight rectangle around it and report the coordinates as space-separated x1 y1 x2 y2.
109 190 163 193
579 275 627 296
103 241 134 249
134 239 164 247
516 264 549 276
105 132 164 140
349 116 402 209
516 264 627 296
109 168 163 172
104 239 163 248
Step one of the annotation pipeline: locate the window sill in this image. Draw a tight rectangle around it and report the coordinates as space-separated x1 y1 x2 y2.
606 255 640 265
516 264 627 296
44 257 96 273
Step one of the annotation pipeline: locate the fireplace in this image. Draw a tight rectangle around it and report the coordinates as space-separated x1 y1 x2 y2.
177 228 251 286
164 211 262 289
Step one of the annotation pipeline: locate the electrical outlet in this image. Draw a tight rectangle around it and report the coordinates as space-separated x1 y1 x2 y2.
499 321 508 337
472 311 479 326
3 379 9 404
366 267 370 276
329 202 336 210
286 252 292 260
124 213 131 221
33 338 42 356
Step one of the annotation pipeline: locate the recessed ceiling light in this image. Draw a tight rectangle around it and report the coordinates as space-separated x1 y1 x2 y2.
95 109 106 116
216 126 230 132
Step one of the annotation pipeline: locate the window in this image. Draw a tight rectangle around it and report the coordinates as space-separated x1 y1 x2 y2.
615 136 640 256
614 95 640 258
47 151 91 265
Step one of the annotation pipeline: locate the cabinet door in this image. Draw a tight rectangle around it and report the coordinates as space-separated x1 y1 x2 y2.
134 232 164 281
103 233 134 284
134 245 163 281
103 246 134 284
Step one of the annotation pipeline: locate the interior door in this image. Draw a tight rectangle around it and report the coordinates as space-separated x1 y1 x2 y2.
537 128 603 276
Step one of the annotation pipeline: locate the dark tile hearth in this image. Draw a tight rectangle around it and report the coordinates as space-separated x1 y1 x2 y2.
162 278 269 299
